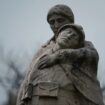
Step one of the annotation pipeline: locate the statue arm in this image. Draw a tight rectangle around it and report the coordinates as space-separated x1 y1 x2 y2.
54 41 99 64
37 41 99 70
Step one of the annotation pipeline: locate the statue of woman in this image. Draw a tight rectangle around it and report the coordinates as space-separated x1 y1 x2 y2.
16 4 104 105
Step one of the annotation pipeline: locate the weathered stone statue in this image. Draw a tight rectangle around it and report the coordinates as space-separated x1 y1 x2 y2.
16 4 104 105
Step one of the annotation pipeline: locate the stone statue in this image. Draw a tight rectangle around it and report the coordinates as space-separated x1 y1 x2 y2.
16 4 104 105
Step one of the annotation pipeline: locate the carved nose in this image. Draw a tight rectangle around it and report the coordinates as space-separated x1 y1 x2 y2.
67 34 71 38
54 21 59 28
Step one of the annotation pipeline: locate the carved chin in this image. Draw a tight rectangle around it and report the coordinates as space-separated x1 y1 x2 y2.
53 29 58 34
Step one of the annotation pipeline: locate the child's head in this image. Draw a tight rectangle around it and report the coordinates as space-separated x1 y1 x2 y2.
56 24 85 49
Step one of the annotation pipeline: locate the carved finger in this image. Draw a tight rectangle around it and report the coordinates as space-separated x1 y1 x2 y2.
39 54 48 60
39 63 47 69
38 58 48 66
38 60 48 69
39 57 48 64
37 63 44 69
38 62 48 69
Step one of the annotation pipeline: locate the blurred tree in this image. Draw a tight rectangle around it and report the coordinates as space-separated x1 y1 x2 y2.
0 45 31 105
1 61 24 105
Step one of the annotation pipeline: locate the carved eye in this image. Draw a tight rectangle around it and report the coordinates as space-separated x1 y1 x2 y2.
49 20 55 25
67 31 74 37
70 34 79 40
68 30 73 34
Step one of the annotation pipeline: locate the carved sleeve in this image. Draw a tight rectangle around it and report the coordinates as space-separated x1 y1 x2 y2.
16 79 27 105
54 41 99 65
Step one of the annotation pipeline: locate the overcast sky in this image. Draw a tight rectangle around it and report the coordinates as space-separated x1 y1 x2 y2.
0 0 105 104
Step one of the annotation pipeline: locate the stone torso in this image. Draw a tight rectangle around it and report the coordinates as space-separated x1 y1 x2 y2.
28 41 73 89
16 41 104 105
27 41 82 105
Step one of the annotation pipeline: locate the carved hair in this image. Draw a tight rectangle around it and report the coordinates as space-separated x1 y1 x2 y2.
58 24 85 47
47 4 74 23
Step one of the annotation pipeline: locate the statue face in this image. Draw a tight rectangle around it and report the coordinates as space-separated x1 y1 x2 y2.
56 28 80 49
48 14 71 35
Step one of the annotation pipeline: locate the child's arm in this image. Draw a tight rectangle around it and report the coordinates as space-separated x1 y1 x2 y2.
37 41 99 69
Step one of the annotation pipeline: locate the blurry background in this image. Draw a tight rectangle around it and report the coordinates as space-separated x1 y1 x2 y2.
0 0 105 105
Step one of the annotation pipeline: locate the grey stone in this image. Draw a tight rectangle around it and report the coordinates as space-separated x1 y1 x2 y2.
16 4 104 105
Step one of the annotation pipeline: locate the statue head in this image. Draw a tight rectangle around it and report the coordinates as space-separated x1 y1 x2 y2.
47 4 74 36
56 24 85 49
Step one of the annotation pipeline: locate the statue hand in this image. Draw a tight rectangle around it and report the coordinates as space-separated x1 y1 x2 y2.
37 54 56 69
